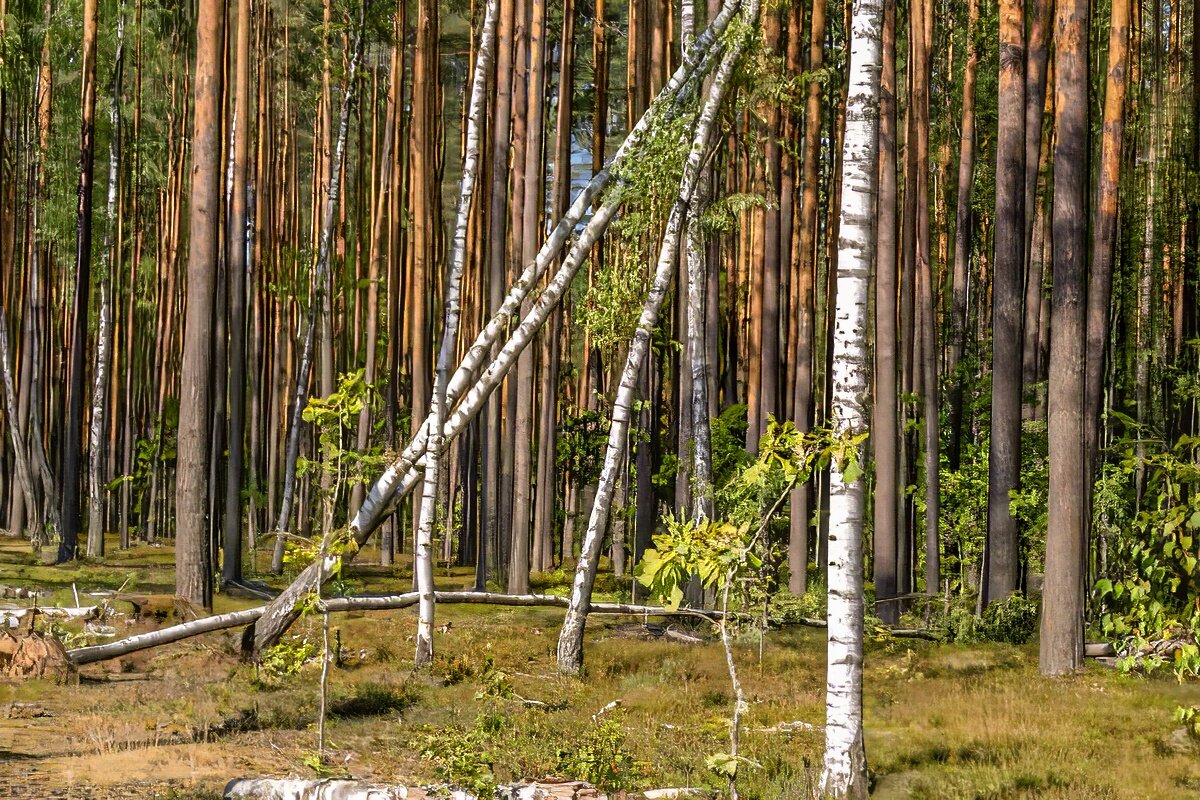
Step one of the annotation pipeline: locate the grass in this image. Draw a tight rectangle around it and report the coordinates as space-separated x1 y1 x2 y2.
0 538 1199 798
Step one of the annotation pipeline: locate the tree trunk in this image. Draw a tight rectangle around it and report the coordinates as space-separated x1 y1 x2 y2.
1085 0 1130 499
221 0 252 585
945 0 978 470
176 0 227 608
86 3 125 558
984 0 1025 606
872 0 899 624
1040 0 1087 676
819 0 880 794
58 0 100 563
412 0 499 667
788 0 825 595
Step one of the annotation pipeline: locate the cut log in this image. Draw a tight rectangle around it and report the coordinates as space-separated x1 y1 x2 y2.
224 779 420 799
1085 641 1117 658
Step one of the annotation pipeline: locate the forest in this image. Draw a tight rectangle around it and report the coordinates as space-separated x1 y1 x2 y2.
0 0 1198 796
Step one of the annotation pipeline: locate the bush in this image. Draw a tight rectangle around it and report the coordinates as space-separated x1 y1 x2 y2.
981 593 1039 645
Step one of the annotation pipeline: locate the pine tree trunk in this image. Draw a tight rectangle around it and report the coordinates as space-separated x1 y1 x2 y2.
58 0 100 563
221 0 253 585
872 0 899 624
983 0 1026 606
1040 0 1087 676
176 0 227 608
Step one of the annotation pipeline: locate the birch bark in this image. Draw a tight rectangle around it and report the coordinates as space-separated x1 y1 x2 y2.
819 0 881 795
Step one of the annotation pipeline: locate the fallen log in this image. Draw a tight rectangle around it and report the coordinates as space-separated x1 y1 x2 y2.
67 593 724 665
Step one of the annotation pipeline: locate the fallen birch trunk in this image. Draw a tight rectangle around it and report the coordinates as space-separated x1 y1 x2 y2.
67 593 723 665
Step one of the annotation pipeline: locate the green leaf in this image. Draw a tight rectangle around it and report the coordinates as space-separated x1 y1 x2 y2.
842 458 862 485
705 752 739 778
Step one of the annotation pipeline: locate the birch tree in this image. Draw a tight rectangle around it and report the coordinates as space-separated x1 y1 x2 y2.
412 0 500 668
819 0 882 794
244 3 740 656
556 0 755 676
87 2 125 558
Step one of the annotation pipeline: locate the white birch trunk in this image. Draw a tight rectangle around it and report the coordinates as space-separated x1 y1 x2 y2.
87 6 124 558
556 0 757 675
819 0 881 796
413 0 500 667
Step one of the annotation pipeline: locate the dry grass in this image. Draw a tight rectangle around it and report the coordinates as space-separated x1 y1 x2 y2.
0 540 1198 798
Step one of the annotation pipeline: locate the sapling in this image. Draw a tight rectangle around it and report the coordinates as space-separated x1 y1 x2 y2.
636 420 834 799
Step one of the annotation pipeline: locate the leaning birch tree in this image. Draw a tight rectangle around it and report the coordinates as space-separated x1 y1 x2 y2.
243 3 739 657
819 0 882 795
556 0 756 676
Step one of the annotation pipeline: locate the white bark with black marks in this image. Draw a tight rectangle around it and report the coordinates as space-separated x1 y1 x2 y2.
819 0 881 796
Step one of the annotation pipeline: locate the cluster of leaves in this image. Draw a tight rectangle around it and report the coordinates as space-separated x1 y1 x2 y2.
638 419 865 610
556 405 610 489
298 369 387 501
255 636 319 689
555 712 645 793
911 593 1039 645
1094 433 1200 679
579 109 693 356
417 713 498 796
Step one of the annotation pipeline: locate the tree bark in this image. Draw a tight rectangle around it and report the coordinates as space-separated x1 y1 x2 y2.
87 4 125 557
221 0 253 586
412 0 499 667
819 0 880 794
871 0 899 624
58 0 100 563
984 0 1026 606
176 0 227 608
1040 0 1087 676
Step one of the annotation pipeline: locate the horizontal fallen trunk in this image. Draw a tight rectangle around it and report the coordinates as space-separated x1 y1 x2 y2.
67 593 724 665
225 778 614 800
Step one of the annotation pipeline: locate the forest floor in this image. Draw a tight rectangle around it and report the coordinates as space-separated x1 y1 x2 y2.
1 537 1199 799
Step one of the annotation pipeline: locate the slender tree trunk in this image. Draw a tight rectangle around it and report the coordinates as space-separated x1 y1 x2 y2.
819 0 880 794
176 0 227 608
86 2 126 558
788 0 825 594
1086 0 1130 496
984 0 1026 606
872 0 899 624
509 0 547 594
58 0 100 562
221 0 253 585
945 0 978 470
1040 0 1087 676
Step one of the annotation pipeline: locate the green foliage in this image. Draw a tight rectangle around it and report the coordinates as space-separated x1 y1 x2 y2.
981 593 1040 645
1176 705 1200 738
917 593 1038 645
1094 434 1200 678
556 406 609 487
579 108 693 356
256 636 319 688
556 712 643 793
417 717 497 796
